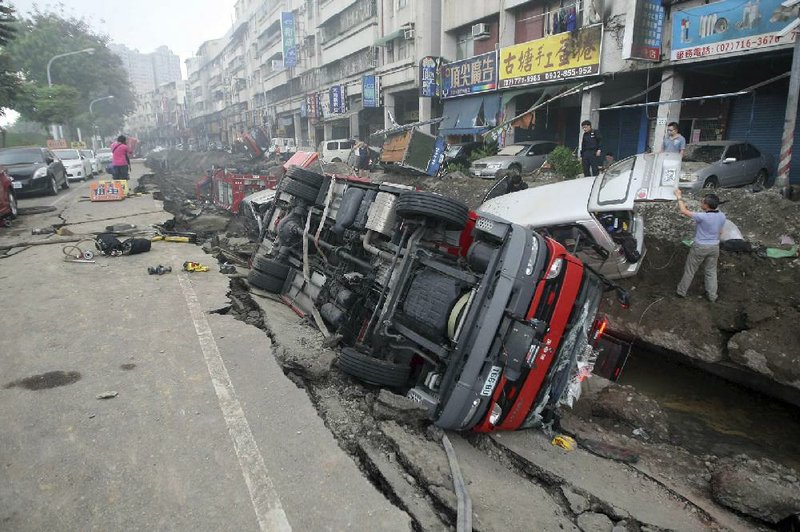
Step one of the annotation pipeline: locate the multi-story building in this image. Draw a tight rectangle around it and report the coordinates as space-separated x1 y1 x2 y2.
183 0 800 181
110 44 182 96
126 81 188 147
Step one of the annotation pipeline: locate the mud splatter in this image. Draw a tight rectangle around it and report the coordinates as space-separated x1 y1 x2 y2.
4 371 82 390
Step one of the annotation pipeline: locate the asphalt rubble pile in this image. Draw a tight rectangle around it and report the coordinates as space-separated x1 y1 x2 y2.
145 150 800 530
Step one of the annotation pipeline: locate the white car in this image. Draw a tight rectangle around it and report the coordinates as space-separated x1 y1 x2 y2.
480 152 681 279
79 149 100 175
53 149 93 181
318 139 354 163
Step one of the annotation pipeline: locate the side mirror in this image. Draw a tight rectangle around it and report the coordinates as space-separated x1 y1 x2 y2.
46 158 54 164
723 157 737 163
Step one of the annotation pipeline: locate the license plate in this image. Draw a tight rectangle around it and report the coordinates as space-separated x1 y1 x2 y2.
480 365 502 396
12 181 21 189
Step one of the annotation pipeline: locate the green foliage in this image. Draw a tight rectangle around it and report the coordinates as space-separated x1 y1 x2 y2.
0 2 20 114
14 82 81 125
4 130 48 147
444 161 469 174
547 146 583 179
4 5 136 133
470 139 498 162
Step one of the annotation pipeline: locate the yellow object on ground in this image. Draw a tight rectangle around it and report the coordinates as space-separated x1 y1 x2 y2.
152 236 192 243
89 180 129 201
183 261 209 272
551 435 577 451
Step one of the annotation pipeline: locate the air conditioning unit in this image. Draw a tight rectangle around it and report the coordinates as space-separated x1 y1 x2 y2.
472 22 490 40
403 28 415 40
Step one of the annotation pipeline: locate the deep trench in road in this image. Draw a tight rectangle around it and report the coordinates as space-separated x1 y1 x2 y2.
140 169 800 530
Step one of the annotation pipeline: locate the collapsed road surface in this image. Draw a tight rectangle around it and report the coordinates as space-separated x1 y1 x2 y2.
2 157 799 530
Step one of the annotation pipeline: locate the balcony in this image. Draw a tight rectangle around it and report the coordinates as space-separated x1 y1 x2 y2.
319 0 376 44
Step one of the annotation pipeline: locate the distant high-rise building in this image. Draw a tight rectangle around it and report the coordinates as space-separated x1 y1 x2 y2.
110 44 182 95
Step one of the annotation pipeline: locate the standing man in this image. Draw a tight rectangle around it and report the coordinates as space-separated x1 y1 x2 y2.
675 189 726 302
580 120 602 177
662 122 686 156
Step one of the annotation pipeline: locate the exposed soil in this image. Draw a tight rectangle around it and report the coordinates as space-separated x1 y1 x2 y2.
143 151 800 530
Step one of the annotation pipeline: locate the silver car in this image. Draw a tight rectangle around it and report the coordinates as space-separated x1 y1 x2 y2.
469 141 558 179
679 141 772 191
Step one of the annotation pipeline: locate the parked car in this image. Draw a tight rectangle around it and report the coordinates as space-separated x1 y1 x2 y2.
79 149 100 175
319 139 355 163
0 168 18 221
679 141 772 191
53 149 92 181
248 166 623 432
443 141 483 171
470 141 558 179
0 147 68 196
96 147 113 168
480 152 681 280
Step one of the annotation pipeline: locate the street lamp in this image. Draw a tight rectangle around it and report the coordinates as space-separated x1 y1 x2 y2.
90 95 114 151
46 47 95 140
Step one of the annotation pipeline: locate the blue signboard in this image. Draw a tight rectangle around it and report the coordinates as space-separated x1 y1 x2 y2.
425 136 447 176
623 0 665 61
440 51 497 99
362 75 379 108
671 0 798 61
281 12 297 67
329 85 346 114
419 56 440 97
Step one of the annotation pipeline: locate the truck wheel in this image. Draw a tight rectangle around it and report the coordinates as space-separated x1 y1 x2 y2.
252 255 290 278
286 166 325 188
396 191 468 230
337 347 411 388
281 177 320 203
247 268 287 293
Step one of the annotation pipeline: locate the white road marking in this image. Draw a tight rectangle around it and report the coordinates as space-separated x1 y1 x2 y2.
178 274 292 532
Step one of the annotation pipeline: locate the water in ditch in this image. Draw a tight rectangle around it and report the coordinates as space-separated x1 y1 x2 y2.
618 351 800 471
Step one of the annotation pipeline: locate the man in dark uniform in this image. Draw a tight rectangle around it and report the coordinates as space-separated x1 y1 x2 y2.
580 120 602 177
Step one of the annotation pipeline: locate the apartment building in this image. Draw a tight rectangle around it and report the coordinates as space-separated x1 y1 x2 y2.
182 0 799 180
126 81 188 148
110 44 182 96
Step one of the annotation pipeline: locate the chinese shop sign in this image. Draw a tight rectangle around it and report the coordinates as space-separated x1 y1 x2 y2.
623 0 665 61
281 12 297 67
498 24 602 88
441 51 497 98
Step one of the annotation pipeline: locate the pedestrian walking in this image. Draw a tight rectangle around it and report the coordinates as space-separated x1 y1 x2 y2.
580 120 602 177
110 135 133 180
662 122 686 156
675 189 726 302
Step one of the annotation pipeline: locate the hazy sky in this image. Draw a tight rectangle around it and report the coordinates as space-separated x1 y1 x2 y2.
8 0 239 65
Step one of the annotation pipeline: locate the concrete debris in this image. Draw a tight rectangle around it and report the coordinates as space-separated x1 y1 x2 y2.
710 454 800 524
562 486 591 514
577 512 614 532
590 385 670 441
372 390 431 424
96 391 119 399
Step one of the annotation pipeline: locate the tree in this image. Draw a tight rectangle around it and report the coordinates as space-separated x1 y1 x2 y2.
14 82 81 126
5 4 136 136
0 1 20 115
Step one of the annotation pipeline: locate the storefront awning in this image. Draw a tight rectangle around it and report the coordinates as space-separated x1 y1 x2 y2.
374 29 404 47
439 94 502 137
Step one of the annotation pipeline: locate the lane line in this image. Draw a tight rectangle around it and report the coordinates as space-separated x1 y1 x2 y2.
178 273 292 532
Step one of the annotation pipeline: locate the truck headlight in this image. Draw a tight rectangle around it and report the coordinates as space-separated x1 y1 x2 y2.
33 167 47 179
546 258 564 279
680 172 698 182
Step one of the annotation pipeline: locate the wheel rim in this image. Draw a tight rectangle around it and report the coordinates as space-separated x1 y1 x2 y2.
703 179 717 189
753 171 767 190
9 193 17 216
51 177 58 194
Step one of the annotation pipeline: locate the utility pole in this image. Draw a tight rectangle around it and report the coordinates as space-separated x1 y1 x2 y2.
776 3 800 189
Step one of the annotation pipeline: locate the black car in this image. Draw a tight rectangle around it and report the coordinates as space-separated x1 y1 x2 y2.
0 147 68 196
443 141 483 171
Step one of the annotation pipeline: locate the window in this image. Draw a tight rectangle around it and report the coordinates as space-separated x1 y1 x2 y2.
725 145 743 161
532 142 557 155
455 28 474 60
741 144 760 159
397 0 408 7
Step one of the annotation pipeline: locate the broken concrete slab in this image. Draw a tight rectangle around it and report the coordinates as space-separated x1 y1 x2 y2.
577 512 614 532
590 384 670 442
711 455 800 524
491 430 713 531
381 422 578 531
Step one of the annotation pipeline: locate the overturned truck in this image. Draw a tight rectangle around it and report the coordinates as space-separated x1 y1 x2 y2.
248 166 620 431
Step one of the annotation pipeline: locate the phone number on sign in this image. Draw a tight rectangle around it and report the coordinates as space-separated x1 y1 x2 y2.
500 65 597 88
674 34 793 60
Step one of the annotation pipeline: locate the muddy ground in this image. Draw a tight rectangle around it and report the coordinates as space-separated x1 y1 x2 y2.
144 150 800 530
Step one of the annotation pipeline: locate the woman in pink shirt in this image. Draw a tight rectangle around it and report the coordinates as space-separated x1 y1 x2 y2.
110 135 133 180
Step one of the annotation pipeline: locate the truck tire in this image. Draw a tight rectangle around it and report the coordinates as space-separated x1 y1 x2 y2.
281 177 319 203
396 191 468 230
247 268 286 293
286 166 325 188
252 255 290 278
337 347 411 388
